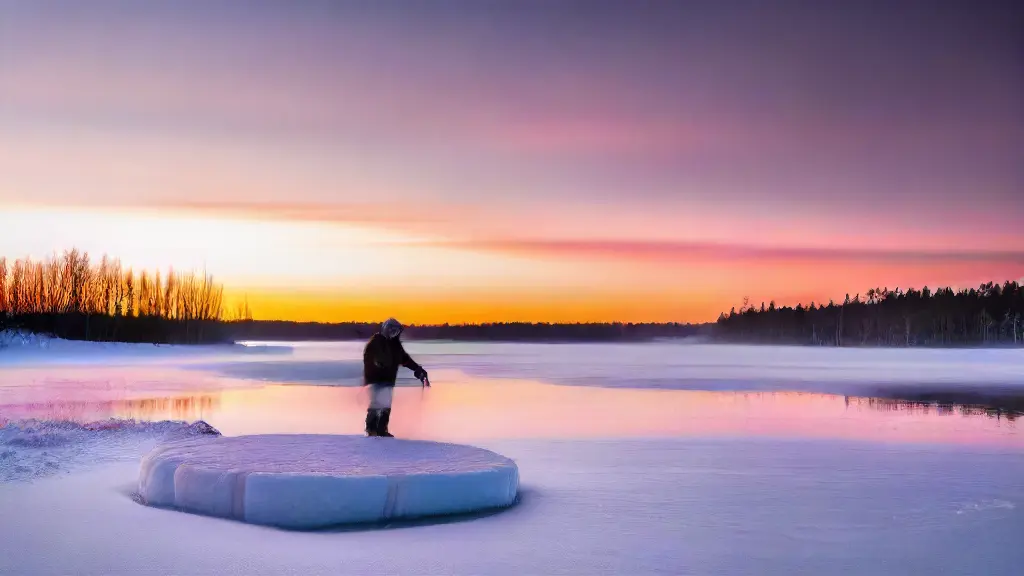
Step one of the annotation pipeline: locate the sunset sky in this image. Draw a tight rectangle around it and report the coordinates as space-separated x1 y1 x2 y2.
1 0 1022 324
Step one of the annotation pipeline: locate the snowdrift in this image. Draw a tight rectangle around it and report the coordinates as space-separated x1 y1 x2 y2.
0 418 221 482
138 435 520 529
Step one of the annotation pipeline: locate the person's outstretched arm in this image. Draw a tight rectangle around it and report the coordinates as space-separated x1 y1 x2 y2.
398 341 428 383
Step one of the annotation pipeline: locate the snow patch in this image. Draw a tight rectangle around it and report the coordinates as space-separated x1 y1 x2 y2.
0 418 220 483
138 434 520 529
188 359 366 384
956 499 1016 515
0 330 54 349
0 330 287 368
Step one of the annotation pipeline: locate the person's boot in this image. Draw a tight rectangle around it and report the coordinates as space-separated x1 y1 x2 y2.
365 409 380 437
376 408 394 438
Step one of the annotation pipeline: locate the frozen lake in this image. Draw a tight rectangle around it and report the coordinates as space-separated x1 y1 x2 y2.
1 338 1023 574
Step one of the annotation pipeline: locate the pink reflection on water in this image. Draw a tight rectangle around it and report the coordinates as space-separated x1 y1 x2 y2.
209 373 1022 448
1 366 1020 449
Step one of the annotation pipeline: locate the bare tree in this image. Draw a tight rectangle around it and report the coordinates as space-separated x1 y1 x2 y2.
0 249 232 343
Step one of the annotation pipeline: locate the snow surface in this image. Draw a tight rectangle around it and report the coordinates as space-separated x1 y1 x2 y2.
7 332 1024 397
418 341 1024 392
2 337 1023 574
0 418 220 482
0 330 288 368
2 437 1023 575
183 340 1024 399
138 435 519 529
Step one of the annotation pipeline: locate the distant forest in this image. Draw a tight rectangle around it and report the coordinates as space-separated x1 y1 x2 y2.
228 320 705 342
0 250 703 345
3 250 1022 348
0 250 228 344
715 282 1024 347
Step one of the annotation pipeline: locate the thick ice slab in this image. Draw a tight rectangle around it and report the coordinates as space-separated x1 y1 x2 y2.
137 434 520 529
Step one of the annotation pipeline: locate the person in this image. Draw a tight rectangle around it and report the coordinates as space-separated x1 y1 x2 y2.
362 318 429 437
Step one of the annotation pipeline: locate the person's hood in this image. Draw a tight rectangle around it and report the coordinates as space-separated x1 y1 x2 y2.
381 318 403 339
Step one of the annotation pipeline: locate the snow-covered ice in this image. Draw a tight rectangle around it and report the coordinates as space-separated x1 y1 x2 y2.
0 418 220 482
8 333 1024 397
416 341 1024 394
138 434 519 529
1 337 1023 574
0 329 289 368
182 340 1024 401
2 437 1023 575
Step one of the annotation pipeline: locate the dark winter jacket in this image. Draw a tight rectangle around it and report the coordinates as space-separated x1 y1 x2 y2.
363 333 423 386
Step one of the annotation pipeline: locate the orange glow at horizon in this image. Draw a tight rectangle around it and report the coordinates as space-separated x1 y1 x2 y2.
225 287 729 325
1 205 1021 325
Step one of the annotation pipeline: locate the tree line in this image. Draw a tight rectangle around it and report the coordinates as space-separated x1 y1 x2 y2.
0 248 705 345
0 250 228 344
715 281 1024 347
227 320 705 342
5 249 1021 348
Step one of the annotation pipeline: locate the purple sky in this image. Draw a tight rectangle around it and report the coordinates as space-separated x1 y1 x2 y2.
0 0 1022 320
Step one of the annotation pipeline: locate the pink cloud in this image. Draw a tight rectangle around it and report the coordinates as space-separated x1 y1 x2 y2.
433 239 1024 266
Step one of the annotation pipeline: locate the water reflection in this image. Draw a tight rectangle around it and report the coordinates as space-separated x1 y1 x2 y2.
0 394 220 425
2 366 1020 449
854 391 1024 421
115 395 219 422
71 379 1024 449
